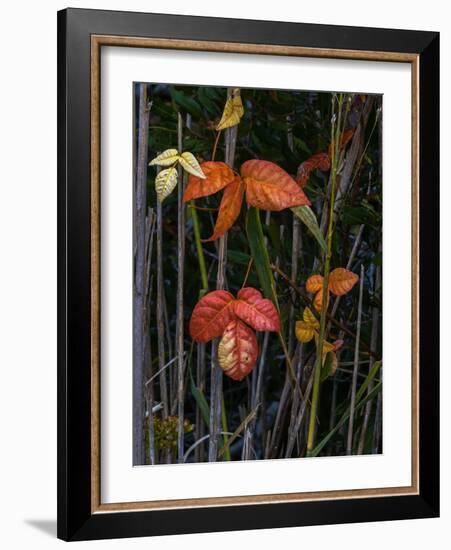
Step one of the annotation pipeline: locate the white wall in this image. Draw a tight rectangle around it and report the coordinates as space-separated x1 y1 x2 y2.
0 1 448 548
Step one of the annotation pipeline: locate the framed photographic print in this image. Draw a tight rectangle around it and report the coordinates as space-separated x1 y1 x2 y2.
57 8 439 541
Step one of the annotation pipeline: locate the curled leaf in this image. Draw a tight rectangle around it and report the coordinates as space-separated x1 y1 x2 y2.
203 176 245 242
218 320 258 381
306 274 324 294
179 152 206 179
183 161 235 202
149 148 179 167
216 89 244 131
321 351 338 381
315 335 340 380
313 287 329 312
328 268 359 296
296 153 330 187
233 287 280 332
155 167 178 202
241 160 311 211
189 290 236 343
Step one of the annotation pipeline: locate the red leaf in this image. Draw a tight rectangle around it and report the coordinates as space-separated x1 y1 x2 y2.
183 161 235 202
202 176 245 242
233 287 280 332
189 290 236 343
218 320 258 381
296 153 331 188
241 159 311 211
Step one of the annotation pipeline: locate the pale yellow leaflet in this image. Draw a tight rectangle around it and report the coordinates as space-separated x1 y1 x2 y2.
149 148 180 167
216 89 244 131
155 167 178 202
178 152 206 179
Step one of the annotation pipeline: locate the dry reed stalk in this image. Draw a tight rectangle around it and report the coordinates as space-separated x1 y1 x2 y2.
133 83 151 465
208 89 237 462
176 113 186 463
346 264 365 454
358 249 381 454
156 197 169 420
144 208 156 464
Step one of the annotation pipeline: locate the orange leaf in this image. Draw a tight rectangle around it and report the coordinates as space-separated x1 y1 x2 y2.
241 159 311 211
218 320 258 381
328 268 359 296
313 287 329 312
189 290 236 343
183 161 235 202
296 153 331 188
202 176 245 242
233 287 280 332
306 274 324 294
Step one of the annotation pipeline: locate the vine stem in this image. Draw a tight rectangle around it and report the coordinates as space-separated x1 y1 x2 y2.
306 94 344 456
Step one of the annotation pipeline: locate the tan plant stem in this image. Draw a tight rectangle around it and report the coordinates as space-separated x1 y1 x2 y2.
176 113 186 463
358 248 381 454
156 197 169 420
133 84 151 465
208 89 237 462
346 264 365 454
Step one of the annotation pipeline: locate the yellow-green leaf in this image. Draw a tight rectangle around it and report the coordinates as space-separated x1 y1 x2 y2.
179 152 206 179
216 89 244 131
295 320 315 343
303 307 319 329
149 148 179 167
155 167 178 202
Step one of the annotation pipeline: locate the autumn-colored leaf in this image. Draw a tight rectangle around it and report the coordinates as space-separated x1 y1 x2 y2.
318 336 336 355
178 152 206 179
295 307 319 343
155 167 178 203
183 161 235 202
189 290 236 343
303 307 319 328
306 274 324 294
241 160 311 211
313 287 329 312
328 267 359 296
321 351 338 381
218 320 258 381
233 287 280 332
216 89 244 131
295 320 315 343
296 153 330 187
305 274 327 312
149 148 179 167
203 176 245 242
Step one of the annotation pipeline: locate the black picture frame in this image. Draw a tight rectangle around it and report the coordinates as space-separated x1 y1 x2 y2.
57 8 439 541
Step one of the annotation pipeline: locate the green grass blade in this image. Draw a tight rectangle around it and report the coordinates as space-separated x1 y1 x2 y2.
189 372 210 428
310 361 382 457
245 207 279 308
311 381 382 457
291 205 327 254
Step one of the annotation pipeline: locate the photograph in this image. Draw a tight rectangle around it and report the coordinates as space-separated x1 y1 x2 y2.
133 82 383 466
